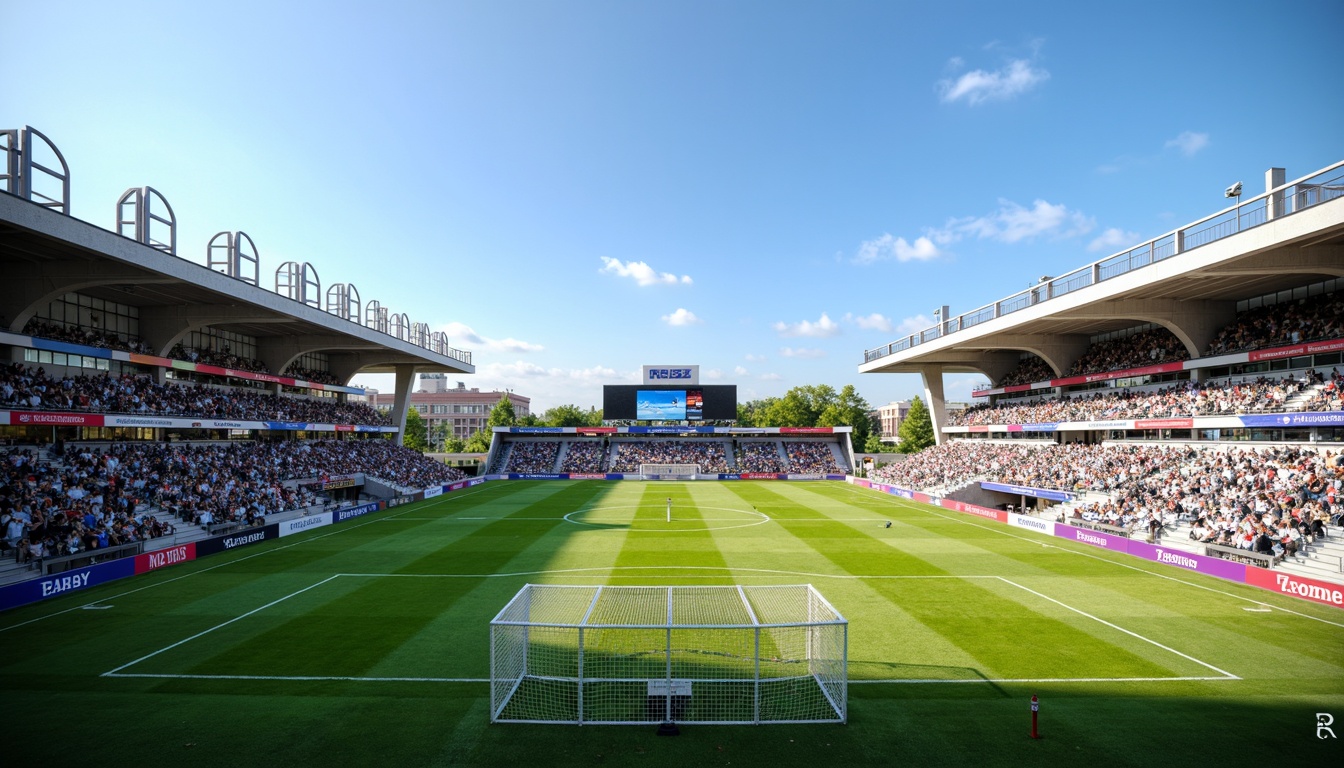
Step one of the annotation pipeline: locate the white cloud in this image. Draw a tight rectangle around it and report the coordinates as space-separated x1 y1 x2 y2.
733 366 748 376
854 233 942 264
844 312 894 332
939 59 1049 106
857 198 1091 266
759 372 784 381
895 314 935 336
599 257 693 286
931 199 1093 246
704 368 724 380
439 322 544 353
773 313 841 338
1087 227 1140 253
1164 131 1209 157
662 308 702 326
744 353 766 363
779 347 826 359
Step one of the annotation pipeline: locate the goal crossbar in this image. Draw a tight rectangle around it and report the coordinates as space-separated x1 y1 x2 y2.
489 584 848 725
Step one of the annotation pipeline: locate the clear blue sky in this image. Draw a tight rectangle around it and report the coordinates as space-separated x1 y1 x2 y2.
5 1 1341 413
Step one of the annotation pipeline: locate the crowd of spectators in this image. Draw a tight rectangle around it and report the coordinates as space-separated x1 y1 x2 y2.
735 442 786 473
0 437 465 568
870 441 1343 560
560 440 606 473
982 291 1344 389
279 440 466 489
1303 369 1343 412
0 364 389 425
2 443 177 568
951 373 1324 427
997 356 1056 388
1204 292 1344 356
502 442 560 473
22 319 153 354
282 365 343 386
20 320 348 387
168 343 269 374
1066 328 1189 376
609 440 730 473
784 441 843 473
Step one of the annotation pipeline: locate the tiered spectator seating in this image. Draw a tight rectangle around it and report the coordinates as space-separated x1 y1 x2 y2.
952 373 1325 426
503 442 560 473
609 440 730 473
784 441 843 473
0 364 387 425
560 440 606 472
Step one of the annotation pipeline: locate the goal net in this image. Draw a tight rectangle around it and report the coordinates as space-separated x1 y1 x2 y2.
490 584 847 725
639 463 700 479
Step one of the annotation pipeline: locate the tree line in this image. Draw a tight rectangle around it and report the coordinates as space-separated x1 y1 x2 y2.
397 384 934 455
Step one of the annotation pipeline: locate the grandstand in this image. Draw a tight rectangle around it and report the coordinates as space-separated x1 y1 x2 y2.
485 427 853 478
859 160 1344 588
0 125 476 589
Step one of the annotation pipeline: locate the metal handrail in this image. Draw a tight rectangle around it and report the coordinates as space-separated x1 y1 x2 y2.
863 160 1344 363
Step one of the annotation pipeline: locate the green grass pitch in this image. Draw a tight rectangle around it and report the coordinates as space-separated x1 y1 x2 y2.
3 480 1341 766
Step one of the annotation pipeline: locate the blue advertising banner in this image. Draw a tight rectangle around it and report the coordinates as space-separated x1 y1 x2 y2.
1022 423 1060 432
980 481 1076 502
0 558 136 612
32 337 115 358
265 421 310 431
510 426 565 433
1237 411 1344 428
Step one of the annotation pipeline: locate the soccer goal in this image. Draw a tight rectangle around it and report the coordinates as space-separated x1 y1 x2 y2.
639 463 700 479
489 584 847 725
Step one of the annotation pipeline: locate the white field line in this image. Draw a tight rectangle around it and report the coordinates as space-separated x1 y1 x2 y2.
335 568 994 581
102 672 486 683
996 577 1239 680
101 575 341 677
97 673 1234 685
100 570 1236 686
0 485 498 634
850 676 1234 684
837 484 1344 630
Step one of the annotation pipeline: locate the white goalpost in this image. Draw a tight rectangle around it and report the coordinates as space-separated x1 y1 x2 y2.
489 584 848 725
639 463 700 480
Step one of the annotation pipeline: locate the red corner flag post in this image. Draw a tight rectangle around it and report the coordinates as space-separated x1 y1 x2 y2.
1030 695 1040 739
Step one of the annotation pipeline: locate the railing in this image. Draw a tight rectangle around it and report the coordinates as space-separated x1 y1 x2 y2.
1 124 474 370
1064 518 1133 538
1202 542 1278 569
41 540 144 575
863 160 1344 364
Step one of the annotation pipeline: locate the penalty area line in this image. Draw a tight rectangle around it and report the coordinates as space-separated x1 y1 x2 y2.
997 576 1239 680
100 575 342 678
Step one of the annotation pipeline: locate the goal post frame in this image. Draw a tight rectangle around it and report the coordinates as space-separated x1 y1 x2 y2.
489 584 848 725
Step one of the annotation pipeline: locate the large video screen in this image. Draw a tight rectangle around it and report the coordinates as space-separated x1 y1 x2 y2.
604 385 736 421
635 388 705 420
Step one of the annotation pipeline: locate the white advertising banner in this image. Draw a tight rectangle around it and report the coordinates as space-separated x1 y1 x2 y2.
641 365 699 385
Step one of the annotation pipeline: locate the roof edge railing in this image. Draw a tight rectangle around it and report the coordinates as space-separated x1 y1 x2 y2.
862 159 1344 364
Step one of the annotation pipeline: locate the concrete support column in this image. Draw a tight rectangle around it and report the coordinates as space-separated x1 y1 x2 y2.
1266 167 1286 219
390 364 417 447
918 365 948 447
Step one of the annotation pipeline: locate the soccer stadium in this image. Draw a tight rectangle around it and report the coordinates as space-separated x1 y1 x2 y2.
2 115 1342 766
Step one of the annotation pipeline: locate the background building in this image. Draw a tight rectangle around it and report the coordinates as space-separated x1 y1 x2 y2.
370 377 530 444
